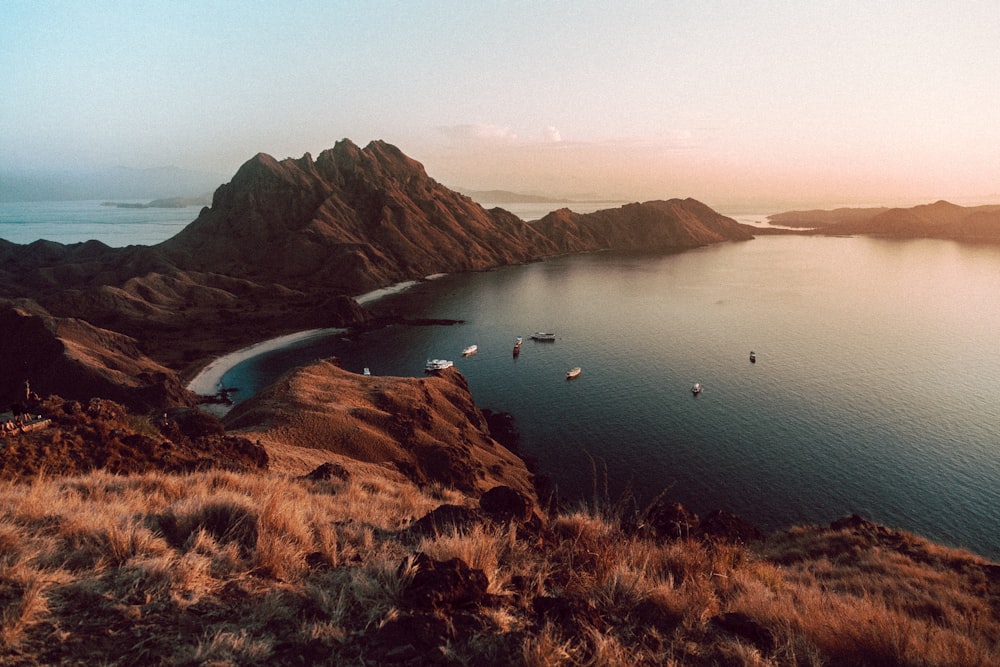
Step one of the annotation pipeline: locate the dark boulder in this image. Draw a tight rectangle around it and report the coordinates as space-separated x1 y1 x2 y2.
479 485 534 523
643 499 700 541
408 504 484 538
400 552 488 611
699 509 763 544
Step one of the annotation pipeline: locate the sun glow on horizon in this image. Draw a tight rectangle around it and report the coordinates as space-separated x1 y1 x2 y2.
1 1 998 209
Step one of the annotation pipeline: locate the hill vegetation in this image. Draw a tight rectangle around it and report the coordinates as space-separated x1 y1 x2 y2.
0 456 996 665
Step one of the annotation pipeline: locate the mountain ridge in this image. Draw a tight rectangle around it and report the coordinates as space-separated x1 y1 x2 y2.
0 139 754 410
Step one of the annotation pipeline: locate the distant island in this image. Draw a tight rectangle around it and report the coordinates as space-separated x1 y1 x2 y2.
457 188 621 205
769 200 1000 241
100 194 213 209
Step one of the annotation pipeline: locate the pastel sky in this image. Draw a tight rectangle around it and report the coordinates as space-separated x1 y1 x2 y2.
3 1 999 209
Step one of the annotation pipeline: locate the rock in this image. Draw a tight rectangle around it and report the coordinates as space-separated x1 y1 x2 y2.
643 499 700 541
408 505 484 538
400 553 488 610
699 509 763 544
479 485 534 523
301 462 351 482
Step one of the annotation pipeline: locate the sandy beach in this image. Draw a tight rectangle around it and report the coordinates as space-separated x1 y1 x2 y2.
186 279 427 400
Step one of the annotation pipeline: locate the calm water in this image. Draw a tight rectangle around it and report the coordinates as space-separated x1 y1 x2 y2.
219 235 1000 559
0 200 200 246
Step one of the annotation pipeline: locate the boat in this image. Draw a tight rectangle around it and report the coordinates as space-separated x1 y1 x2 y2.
749 351 756 363
425 359 454 371
566 367 582 379
691 382 703 395
513 336 522 357
530 332 556 341
363 367 371 376
462 344 478 356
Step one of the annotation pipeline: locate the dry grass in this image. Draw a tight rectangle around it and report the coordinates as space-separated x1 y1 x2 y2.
0 468 996 666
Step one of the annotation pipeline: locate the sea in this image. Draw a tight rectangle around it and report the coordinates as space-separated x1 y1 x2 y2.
0 200 201 246
4 201 998 560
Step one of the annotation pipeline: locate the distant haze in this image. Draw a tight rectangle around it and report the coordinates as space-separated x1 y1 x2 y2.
2 2 998 210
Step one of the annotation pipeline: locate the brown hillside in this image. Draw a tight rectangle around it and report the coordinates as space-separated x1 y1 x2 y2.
767 207 888 228
0 302 192 411
534 198 754 253
222 359 536 500
158 140 561 294
812 200 1000 241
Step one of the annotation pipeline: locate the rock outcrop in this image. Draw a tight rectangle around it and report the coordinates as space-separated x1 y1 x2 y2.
222 359 537 499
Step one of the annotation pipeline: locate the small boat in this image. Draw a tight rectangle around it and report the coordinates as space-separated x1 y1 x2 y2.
749 351 756 363
363 367 371 376
462 344 478 356
691 383 703 395
514 336 523 348
425 359 454 371
530 332 556 341
566 367 582 379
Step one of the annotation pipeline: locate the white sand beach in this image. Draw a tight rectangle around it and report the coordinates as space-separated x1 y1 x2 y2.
186 279 432 399
186 328 344 397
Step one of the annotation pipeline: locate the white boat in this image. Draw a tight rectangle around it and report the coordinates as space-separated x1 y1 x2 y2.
566 367 582 379
530 332 556 341
363 367 371 376
691 382 703 395
425 359 454 371
514 336 523 348
462 344 478 356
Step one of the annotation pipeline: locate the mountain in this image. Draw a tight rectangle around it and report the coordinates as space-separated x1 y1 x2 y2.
0 139 754 409
534 199 755 253
771 201 1000 241
157 141 561 293
767 207 890 228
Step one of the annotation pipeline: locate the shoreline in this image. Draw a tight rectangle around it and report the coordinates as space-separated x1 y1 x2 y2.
185 279 427 399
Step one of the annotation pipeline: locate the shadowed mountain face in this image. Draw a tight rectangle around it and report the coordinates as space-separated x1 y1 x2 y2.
157 140 560 293
0 139 754 409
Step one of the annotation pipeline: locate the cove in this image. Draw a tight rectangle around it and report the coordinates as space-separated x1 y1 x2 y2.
217 235 1000 559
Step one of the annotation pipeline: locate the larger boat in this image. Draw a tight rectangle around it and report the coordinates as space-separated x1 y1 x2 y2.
462 344 478 356
691 382 703 395
566 367 582 379
530 332 556 341
425 359 454 371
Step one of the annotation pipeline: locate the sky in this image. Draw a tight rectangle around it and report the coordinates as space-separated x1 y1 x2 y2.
2 1 999 210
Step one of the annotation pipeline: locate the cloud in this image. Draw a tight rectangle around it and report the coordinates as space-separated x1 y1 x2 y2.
436 123 518 144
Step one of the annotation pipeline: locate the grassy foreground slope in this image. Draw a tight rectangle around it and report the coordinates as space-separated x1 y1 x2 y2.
1 468 997 665
0 364 996 665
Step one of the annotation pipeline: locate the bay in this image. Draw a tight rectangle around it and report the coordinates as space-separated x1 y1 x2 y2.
219 234 1000 559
